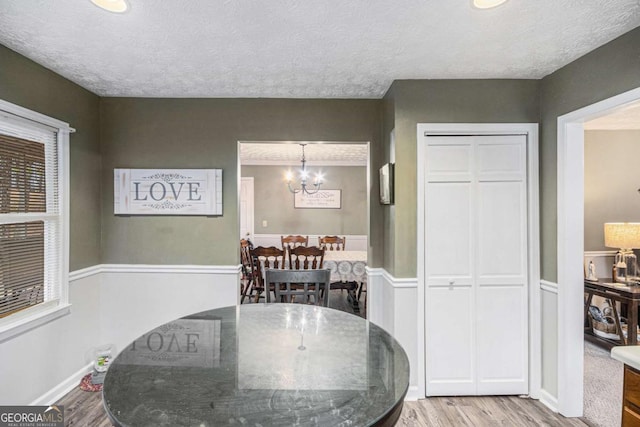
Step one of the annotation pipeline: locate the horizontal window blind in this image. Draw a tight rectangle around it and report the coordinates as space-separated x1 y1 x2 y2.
0 222 45 317
0 112 60 319
0 134 46 213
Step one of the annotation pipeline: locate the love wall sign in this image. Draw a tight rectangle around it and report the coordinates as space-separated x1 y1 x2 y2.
114 169 222 215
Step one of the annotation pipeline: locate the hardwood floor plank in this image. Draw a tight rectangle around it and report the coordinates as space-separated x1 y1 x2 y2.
400 397 588 427
56 386 113 427
58 387 590 427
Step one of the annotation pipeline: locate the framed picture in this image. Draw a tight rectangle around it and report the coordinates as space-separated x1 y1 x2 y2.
114 168 223 216
379 163 394 205
294 189 342 209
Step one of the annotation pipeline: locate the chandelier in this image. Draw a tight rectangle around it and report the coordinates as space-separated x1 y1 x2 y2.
285 144 324 195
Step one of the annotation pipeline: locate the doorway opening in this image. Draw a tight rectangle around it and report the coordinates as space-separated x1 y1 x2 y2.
237 141 371 316
557 86 640 417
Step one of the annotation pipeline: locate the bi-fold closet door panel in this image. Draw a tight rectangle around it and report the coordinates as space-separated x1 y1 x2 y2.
424 135 528 396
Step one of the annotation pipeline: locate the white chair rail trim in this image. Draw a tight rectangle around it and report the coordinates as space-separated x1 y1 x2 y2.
367 267 418 288
70 264 241 281
540 280 558 294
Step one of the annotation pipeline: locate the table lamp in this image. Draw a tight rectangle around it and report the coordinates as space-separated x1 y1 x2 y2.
604 222 640 284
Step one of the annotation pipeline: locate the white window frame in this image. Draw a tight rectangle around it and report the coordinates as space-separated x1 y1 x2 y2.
0 99 73 342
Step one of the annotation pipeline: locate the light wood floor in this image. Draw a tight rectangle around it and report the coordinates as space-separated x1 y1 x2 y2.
58 387 589 427
399 396 589 427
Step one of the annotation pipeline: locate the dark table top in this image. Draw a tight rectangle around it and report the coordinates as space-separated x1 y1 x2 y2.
585 278 640 299
102 303 410 427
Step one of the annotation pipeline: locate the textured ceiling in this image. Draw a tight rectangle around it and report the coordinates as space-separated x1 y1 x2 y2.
240 143 367 165
1 1 640 98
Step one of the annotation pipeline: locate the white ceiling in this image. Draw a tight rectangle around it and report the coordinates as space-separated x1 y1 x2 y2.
584 101 640 130
240 142 367 165
1 1 640 99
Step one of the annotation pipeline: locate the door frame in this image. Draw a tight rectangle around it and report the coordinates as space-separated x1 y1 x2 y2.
557 86 640 416
416 123 540 399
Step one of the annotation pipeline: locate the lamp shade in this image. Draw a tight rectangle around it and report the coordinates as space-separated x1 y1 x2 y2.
604 223 640 249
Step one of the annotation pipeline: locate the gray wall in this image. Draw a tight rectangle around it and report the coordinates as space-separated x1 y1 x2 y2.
584 130 640 251
381 85 396 275
242 165 367 235
540 26 640 281
0 44 101 271
100 98 382 266
383 79 541 277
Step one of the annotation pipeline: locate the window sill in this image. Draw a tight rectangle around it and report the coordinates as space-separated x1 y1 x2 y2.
0 302 72 343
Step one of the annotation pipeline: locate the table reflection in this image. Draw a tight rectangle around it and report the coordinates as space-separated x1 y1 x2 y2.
103 304 409 427
237 304 367 390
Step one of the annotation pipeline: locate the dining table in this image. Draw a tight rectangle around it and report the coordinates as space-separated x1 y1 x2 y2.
323 250 367 313
102 303 410 427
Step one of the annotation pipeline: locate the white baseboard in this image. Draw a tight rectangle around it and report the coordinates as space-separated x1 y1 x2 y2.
30 362 93 406
405 386 421 401
539 388 559 413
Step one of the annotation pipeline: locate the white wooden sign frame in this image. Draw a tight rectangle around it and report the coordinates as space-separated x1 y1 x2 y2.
294 189 342 209
114 168 222 215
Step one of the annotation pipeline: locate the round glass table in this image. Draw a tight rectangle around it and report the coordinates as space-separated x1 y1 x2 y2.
102 303 410 426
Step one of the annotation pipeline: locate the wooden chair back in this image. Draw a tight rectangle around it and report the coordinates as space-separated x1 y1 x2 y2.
318 235 346 251
289 245 325 270
240 239 254 276
281 235 309 252
265 268 331 306
249 246 286 302
240 239 255 303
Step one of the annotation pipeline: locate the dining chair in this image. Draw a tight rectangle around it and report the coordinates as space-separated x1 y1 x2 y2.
248 246 286 303
289 245 325 270
264 268 331 306
281 235 309 253
318 236 346 251
239 238 255 303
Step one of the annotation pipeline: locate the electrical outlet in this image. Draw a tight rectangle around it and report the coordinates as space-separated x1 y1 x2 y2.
262 220 268 227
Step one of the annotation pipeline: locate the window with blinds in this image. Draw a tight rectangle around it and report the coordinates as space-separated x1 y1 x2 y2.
0 111 62 321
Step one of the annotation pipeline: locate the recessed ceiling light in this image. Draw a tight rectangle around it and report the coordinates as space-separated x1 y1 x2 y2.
473 0 508 9
90 0 129 13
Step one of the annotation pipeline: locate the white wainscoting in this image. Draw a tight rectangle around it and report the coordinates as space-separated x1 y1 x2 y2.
1 272 101 405
19 264 429 406
251 234 368 251
540 280 559 413
99 264 239 353
368 268 420 400
2 264 240 406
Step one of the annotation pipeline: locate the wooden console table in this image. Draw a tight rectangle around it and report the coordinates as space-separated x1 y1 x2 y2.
584 279 640 349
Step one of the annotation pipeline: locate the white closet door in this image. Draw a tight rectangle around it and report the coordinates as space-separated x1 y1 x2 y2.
425 135 528 396
425 137 475 396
